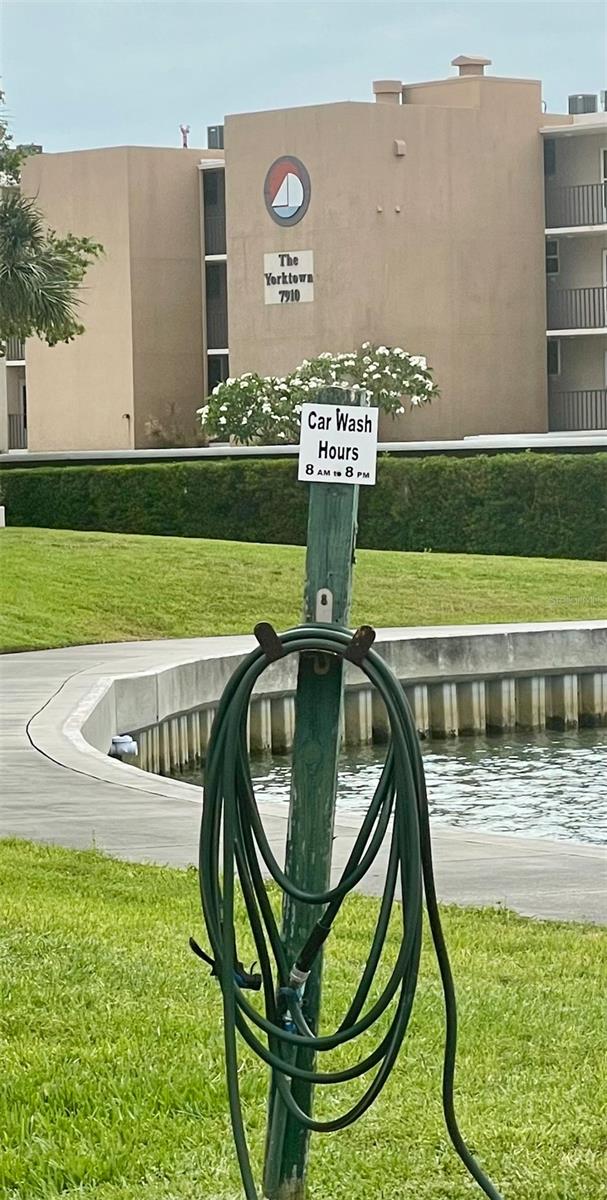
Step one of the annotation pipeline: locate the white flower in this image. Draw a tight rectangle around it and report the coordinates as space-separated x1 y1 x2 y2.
218 416 227 425
376 346 389 356
409 356 427 370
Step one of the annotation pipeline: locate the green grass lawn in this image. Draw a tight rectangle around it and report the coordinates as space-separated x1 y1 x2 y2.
1 528 606 652
1 840 605 1199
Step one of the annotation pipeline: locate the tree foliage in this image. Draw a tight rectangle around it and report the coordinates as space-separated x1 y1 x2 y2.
0 90 102 354
198 345 438 444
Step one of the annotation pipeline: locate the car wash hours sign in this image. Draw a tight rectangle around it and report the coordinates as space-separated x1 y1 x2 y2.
264 251 314 305
298 401 379 485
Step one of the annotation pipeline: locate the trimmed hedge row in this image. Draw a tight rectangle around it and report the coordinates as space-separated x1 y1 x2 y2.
1 453 606 560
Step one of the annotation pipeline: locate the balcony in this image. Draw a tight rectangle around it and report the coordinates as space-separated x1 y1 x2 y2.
546 183 607 229
549 389 607 431
547 286 607 332
5 337 25 362
8 412 27 449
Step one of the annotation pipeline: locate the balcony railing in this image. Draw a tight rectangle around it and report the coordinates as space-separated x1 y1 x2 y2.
203 213 226 256
547 286 607 330
8 412 27 449
549 389 607 431
546 182 607 228
5 337 25 362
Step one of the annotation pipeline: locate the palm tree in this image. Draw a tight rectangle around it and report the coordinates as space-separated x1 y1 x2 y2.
0 191 101 348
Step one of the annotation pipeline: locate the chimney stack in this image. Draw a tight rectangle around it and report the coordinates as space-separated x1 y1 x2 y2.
373 80 402 104
451 55 492 77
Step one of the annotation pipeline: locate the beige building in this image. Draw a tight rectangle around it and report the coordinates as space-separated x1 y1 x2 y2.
3 56 606 451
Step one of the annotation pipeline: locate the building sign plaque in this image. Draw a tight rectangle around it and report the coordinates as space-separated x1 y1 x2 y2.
298 402 378 485
264 251 314 305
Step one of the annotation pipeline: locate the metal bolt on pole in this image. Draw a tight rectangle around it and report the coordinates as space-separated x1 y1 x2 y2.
263 386 369 1200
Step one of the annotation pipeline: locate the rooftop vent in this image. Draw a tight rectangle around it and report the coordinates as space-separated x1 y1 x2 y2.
207 124 224 150
451 55 492 77
568 94 598 115
373 80 402 104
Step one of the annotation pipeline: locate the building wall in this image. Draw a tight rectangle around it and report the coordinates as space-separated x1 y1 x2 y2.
6 367 25 415
225 75 551 440
22 149 135 451
0 364 7 453
557 336 607 391
547 132 606 189
126 148 205 447
22 146 208 451
553 232 607 288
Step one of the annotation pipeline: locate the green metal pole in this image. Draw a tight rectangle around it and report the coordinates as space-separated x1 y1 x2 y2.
263 387 368 1200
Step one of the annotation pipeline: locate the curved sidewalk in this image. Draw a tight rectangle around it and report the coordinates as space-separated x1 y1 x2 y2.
0 636 605 924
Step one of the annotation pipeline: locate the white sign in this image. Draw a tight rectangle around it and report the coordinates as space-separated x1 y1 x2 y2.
298 402 378 486
264 251 314 305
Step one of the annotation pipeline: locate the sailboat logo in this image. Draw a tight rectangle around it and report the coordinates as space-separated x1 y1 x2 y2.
264 156 311 226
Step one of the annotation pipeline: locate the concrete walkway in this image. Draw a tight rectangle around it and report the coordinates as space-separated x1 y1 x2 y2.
1 639 605 924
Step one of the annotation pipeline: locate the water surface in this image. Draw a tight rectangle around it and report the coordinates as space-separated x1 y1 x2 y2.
179 729 607 846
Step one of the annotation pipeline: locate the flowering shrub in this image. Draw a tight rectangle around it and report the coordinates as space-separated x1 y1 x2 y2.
198 344 437 444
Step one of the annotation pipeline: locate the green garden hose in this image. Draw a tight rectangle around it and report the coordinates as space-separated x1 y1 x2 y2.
195 623 504 1200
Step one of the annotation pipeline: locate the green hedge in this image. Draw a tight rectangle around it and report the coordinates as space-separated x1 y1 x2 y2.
1 453 606 560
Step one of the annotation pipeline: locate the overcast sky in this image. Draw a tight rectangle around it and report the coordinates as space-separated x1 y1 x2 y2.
1 0 605 152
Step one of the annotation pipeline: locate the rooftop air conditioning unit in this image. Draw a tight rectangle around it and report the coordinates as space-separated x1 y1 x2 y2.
568 94 598 114
207 124 224 150
601 91 607 112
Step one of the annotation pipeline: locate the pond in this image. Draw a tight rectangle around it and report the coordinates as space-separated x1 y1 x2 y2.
177 729 607 846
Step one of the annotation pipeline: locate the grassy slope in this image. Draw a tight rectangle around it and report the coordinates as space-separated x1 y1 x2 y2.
1 528 606 652
1 840 605 1199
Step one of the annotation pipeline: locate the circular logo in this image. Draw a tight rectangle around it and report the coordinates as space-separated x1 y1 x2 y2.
264 155 311 226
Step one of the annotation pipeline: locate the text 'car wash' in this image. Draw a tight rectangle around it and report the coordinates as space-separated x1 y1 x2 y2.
298 401 379 485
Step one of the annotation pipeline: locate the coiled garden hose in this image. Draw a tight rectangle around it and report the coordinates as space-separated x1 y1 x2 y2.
195 623 504 1200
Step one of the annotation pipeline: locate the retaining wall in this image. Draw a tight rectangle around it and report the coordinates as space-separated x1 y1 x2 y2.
96 623 607 778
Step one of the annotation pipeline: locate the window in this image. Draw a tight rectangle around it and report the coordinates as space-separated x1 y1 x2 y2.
202 169 226 254
547 339 561 377
206 261 225 300
205 262 228 349
544 138 556 176
207 354 229 392
203 170 219 207
545 238 559 275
